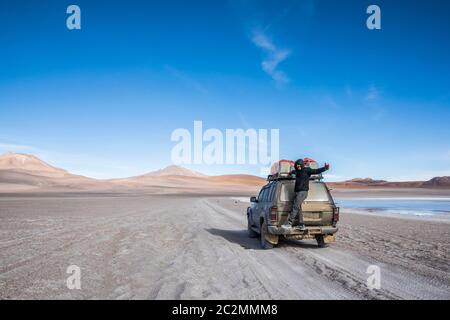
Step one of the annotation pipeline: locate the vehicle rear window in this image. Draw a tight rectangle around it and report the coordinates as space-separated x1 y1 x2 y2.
280 183 295 202
280 182 330 202
307 183 331 201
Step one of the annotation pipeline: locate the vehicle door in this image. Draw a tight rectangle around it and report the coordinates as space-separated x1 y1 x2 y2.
252 186 268 227
261 183 275 224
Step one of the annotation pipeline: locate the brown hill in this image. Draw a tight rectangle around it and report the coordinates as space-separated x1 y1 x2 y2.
422 176 450 188
141 165 205 177
0 152 102 192
0 152 68 177
1 152 448 193
108 167 265 194
329 176 450 189
0 153 265 194
347 178 387 184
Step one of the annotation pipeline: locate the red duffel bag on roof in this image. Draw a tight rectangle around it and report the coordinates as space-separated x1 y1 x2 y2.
270 159 294 177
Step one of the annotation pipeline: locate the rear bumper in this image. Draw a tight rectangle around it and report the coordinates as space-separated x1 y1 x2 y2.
268 225 338 236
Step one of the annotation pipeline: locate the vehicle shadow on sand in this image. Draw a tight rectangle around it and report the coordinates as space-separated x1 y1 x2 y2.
280 238 321 249
206 228 263 250
206 228 321 250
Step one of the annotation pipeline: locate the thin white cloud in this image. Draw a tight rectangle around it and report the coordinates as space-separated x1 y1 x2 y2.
37 151 140 179
0 143 36 152
251 31 291 84
166 66 208 94
366 84 380 101
323 174 345 182
324 94 340 109
385 169 450 181
0 143 138 179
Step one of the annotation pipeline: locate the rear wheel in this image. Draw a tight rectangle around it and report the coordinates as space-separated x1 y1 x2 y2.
260 221 274 249
247 214 258 238
316 235 328 248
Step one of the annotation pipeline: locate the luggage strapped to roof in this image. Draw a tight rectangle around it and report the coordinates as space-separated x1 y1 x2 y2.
267 158 323 181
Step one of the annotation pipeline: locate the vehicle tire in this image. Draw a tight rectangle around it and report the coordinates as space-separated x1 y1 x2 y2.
247 215 258 238
316 235 328 248
260 221 274 249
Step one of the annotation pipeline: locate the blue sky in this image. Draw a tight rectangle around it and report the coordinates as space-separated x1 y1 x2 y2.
0 0 449 180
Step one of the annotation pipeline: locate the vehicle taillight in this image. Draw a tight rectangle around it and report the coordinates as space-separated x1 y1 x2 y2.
270 207 278 223
333 207 340 223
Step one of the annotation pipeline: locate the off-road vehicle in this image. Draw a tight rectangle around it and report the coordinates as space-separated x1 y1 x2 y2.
247 159 339 249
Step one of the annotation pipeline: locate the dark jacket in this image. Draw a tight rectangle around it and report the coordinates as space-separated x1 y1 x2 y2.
292 167 328 192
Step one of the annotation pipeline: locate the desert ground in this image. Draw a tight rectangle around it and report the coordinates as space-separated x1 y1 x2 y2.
0 193 449 300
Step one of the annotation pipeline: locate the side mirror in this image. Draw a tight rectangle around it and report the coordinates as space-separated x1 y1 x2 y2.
250 196 257 203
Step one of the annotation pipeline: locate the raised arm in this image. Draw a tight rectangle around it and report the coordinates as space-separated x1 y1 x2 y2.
307 163 330 175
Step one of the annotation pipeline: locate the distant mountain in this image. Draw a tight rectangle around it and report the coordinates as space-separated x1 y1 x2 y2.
142 165 205 177
207 174 266 186
0 152 448 193
0 152 68 177
0 153 265 194
422 176 450 188
108 166 265 194
0 152 100 192
329 176 450 189
347 178 387 184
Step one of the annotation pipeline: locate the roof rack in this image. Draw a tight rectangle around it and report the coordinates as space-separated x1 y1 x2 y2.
267 173 295 181
267 158 324 182
267 173 324 182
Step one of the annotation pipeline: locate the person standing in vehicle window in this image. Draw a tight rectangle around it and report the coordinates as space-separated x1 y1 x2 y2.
286 159 330 231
